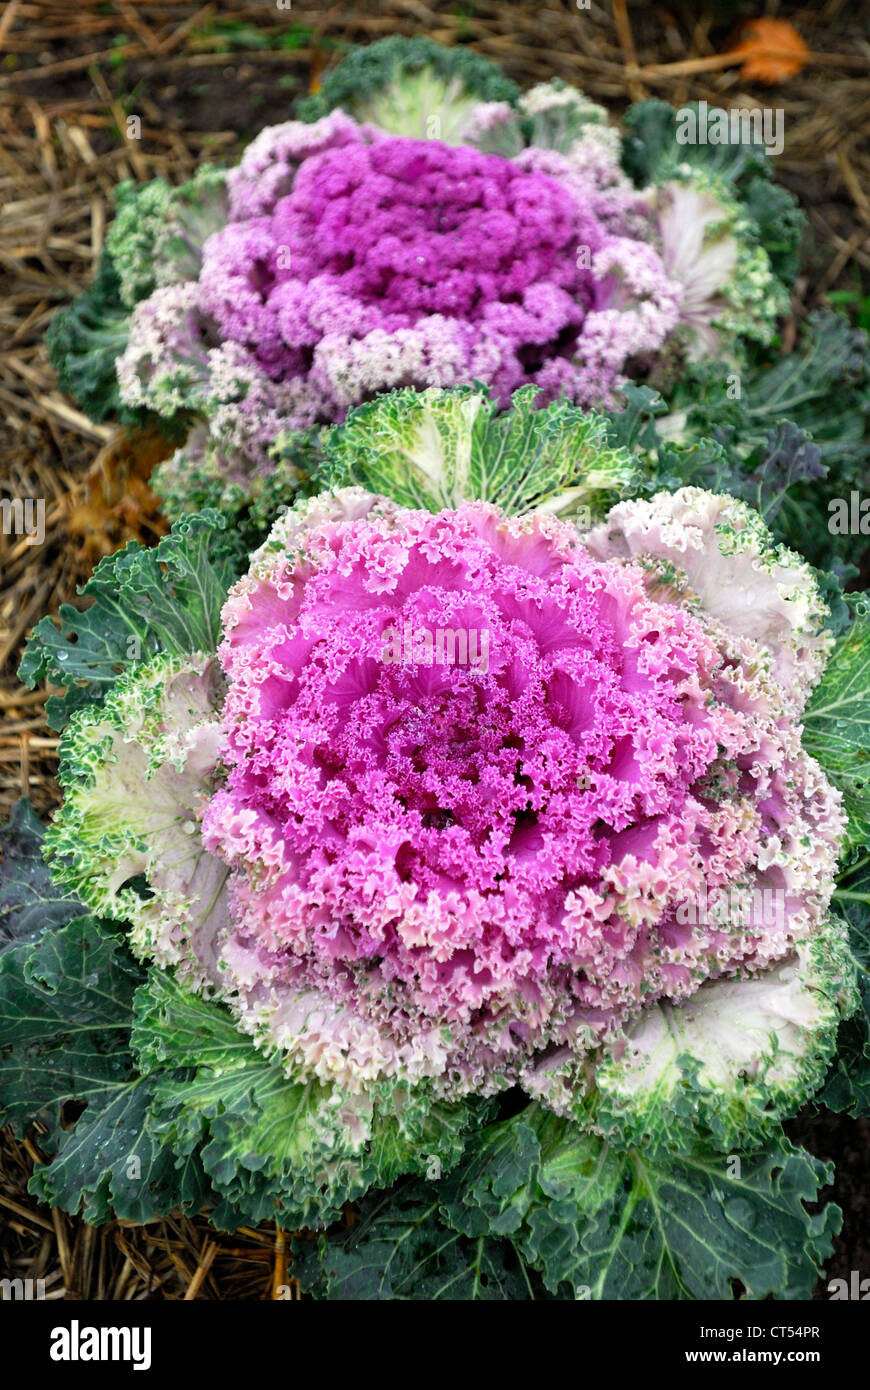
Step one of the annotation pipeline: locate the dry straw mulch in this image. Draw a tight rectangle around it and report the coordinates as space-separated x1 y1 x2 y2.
1 1131 301 1299
0 0 868 1300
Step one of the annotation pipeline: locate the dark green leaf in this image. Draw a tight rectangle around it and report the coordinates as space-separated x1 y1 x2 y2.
292 1183 543 1300
44 253 137 425
621 98 779 191
0 799 82 951
132 969 487 1231
19 509 246 729
29 1078 209 1224
0 915 142 1140
817 970 870 1118
803 605 870 849
441 1107 839 1300
822 854 870 1117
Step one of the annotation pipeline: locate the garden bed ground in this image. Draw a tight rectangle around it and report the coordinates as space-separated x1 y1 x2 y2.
0 0 868 1299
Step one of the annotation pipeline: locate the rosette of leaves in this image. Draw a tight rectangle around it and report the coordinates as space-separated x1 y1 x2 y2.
42 35 870 561
3 387 868 1300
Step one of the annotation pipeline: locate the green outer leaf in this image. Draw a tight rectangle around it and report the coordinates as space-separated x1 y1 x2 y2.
668 313 870 505
28 1079 210 1225
576 918 858 1154
19 509 246 730
153 427 322 549
816 970 870 1117
833 853 870 971
571 1141 839 1301
131 969 490 1231
440 1107 840 1300
0 915 142 1140
803 604 870 850
0 799 82 951
296 35 520 138
106 166 229 310
740 313 870 463
822 856 870 1116
132 962 330 1229
0 915 489 1230
741 176 805 288
621 98 775 190
291 1184 543 1300
608 323 870 575
0 911 215 1221
0 913 209 1221
44 252 136 425
316 384 638 518
45 164 230 427
105 178 172 308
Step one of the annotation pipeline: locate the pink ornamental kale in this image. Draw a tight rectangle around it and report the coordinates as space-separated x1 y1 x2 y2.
119 115 680 454
202 494 842 1098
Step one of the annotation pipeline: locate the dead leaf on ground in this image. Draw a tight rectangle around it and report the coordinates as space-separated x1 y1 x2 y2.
65 424 172 569
732 17 809 85
308 50 325 94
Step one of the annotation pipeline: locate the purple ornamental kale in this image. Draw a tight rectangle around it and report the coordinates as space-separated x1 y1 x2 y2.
119 115 681 467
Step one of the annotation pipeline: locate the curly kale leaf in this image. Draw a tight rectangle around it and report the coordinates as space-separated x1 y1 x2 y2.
19 509 246 730
623 97 777 189
291 1184 545 1300
608 384 829 528
133 969 491 1231
613 313 870 570
0 912 489 1230
44 254 137 425
803 603 870 851
107 167 229 309
817 970 870 1119
822 854 870 1117
296 35 520 141
439 1107 840 1300
317 384 637 520
741 175 805 287
0 915 143 1141
670 313 870 479
622 100 802 274
154 425 322 551
47 168 229 426
0 800 82 952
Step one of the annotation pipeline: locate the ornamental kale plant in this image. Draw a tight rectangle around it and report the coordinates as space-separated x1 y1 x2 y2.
45 33 870 563
6 387 869 1300
115 106 682 518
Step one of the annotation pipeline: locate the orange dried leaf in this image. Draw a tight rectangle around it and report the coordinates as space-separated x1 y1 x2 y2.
309 52 325 94
732 17 808 85
66 424 172 571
